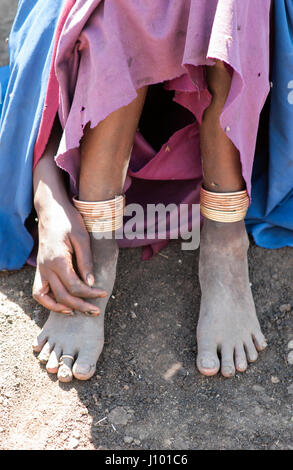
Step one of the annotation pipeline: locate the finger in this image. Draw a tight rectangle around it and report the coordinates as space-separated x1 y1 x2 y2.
49 273 101 315
33 269 73 314
54 257 107 299
71 231 95 287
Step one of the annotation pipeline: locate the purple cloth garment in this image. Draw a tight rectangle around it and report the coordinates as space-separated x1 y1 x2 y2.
53 0 270 256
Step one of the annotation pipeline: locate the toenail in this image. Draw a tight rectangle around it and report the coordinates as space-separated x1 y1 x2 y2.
238 362 246 370
59 367 72 378
201 359 216 369
76 364 91 374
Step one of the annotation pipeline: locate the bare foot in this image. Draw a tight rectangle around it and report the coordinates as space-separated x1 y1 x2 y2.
33 238 118 382
196 219 267 378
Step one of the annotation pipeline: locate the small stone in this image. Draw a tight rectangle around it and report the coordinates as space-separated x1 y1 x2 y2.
124 436 133 444
72 430 81 439
163 439 172 448
134 439 141 445
19 291 24 297
123 385 129 391
0 427 4 433
287 384 293 395
288 351 293 365
130 312 137 319
252 384 265 393
279 304 291 313
108 407 130 426
68 437 79 449
271 376 280 384
134 302 138 307
288 340 293 350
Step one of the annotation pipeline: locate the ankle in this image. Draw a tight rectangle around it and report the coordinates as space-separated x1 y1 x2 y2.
90 235 119 262
200 219 249 253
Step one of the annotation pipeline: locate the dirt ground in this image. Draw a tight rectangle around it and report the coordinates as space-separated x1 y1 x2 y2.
0 1 293 451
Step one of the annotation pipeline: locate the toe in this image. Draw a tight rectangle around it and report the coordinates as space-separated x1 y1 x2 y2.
244 337 258 363
57 353 74 383
46 347 61 374
220 345 236 378
235 344 248 372
38 341 53 364
32 331 48 353
252 331 267 352
197 343 220 376
73 350 98 381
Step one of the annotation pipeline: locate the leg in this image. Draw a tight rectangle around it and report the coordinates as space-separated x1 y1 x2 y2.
197 61 267 378
34 87 147 382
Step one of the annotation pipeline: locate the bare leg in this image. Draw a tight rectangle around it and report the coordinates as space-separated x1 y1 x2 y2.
197 62 267 378
35 87 147 382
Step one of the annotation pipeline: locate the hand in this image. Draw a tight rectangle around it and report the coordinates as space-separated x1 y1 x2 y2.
32 200 107 315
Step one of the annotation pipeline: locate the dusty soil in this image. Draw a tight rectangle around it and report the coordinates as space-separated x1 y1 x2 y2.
0 1 293 451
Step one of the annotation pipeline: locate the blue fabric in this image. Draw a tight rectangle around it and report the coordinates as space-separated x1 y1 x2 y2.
0 0 65 270
246 0 293 248
0 66 9 118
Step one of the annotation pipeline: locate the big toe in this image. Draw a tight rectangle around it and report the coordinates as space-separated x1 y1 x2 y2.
197 347 220 376
73 350 99 381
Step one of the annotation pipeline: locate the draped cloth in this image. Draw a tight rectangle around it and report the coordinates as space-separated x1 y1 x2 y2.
246 0 293 249
0 0 273 269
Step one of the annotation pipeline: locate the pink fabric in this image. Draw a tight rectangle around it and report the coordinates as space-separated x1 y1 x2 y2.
34 0 271 257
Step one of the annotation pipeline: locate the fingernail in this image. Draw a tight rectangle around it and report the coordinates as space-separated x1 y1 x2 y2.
87 274 95 287
89 310 100 316
61 309 73 314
